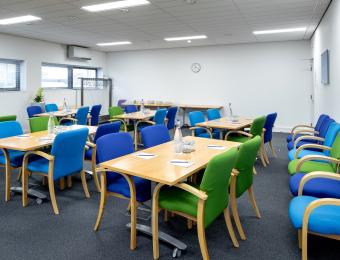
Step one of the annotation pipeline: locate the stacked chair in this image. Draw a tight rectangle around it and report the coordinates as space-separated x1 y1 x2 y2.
287 114 340 260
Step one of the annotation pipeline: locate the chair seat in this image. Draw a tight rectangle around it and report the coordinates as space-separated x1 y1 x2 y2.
288 148 326 161
288 159 334 175
27 157 49 175
227 135 250 143
289 195 340 235
197 130 220 139
107 175 151 202
84 147 93 160
0 150 25 168
287 140 318 151
289 172 340 198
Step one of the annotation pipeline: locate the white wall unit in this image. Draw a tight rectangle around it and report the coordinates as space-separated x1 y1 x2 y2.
107 41 312 132
0 33 106 130
312 0 340 122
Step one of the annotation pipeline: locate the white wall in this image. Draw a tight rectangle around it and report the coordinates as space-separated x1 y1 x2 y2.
107 41 312 131
312 0 340 122
0 33 107 129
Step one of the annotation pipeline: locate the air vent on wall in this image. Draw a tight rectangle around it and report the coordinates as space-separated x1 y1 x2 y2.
67 45 92 61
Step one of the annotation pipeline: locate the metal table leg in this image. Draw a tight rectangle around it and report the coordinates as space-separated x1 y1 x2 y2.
10 186 47 204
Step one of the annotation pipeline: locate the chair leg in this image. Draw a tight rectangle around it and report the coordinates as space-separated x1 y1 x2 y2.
298 229 302 249
5 163 11 202
22 167 28 207
80 170 90 198
223 206 239 248
59 178 65 190
230 192 246 240
253 166 257 175
197 199 209 260
67 176 72 188
94 173 107 231
269 141 277 157
259 149 267 167
263 147 270 165
302 227 308 260
248 186 261 218
152 183 165 260
48 176 59 215
92 162 101 192
16 168 22 182
163 209 168 222
187 219 193 230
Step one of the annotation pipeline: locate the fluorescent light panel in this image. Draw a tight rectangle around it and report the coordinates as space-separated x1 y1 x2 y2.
0 15 41 25
97 41 132 46
164 35 207 41
82 0 150 12
253 27 306 35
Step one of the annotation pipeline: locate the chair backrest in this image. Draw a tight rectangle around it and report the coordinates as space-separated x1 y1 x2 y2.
207 109 221 121
264 113 278 143
234 137 261 197
315 114 328 132
29 116 59 133
318 117 334 139
45 103 58 113
96 132 134 183
118 99 127 108
90 104 102 126
141 125 170 148
323 122 340 156
109 106 124 119
199 148 238 228
76 106 89 125
153 109 167 125
330 133 340 172
51 128 88 180
0 121 23 139
27 106 42 118
249 116 266 137
0 115 16 122
94 122 121 143
125 105 138 114
166 106 178 130
189 111 206 136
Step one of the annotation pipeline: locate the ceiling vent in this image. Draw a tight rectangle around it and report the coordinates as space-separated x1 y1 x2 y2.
67 45 92 61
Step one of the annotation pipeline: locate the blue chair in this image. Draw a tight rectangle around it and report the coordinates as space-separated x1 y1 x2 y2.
137 109 167 129
85 122 121 192
289 171 340 260
27 105 42 118
90 104 102 126
166 106 178 130
45 103 58 113
125 105 138 114
93 132 151 230
0 121 24 201
263 113 278 161
60 106 89 126
288 122 340 161
118 99 127 108
207 108 221 120
22 128 90 214
141 125 170 148
287 116 334 151
189 111 219 139
287 114 328 143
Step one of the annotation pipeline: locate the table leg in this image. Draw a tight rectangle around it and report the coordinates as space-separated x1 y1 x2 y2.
182 108 186 127
3 149 11 201
134 120 139 151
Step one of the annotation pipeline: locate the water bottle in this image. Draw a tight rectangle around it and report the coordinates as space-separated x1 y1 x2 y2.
47 113 55 136
62 98 67 112
141 99 145 114
229 102 233 117
174 119 183 153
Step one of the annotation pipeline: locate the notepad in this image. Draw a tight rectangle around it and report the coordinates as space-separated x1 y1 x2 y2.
169 159 194 168
16 134 31 138
135 152 157 160
207 145 226 150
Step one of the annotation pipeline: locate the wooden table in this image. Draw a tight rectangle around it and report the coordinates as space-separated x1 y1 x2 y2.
0 125 97 201
178 104 223 126
34 109 78 118
196 116 253 131
100 136 240 258
114 111 156 150
123 102 173 108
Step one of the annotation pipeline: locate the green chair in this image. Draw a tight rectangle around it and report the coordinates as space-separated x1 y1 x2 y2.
288 133 340 175
152 148 239 259
108 106 131 132
29 116 59 133
229 136 262 241
226 115 267 167
0 115 16 122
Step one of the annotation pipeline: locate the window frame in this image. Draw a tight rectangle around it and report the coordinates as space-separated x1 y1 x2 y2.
0 58 22 91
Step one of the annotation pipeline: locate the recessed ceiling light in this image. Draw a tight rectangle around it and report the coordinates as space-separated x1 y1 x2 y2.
96 41 132 46
253 27 306 35
164 35 207 42
0 15 41 25
82 0 150 12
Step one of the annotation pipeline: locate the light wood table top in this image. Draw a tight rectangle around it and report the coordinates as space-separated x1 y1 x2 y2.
196 117 253 130
100 136 240 186
179 104 223 109
123 102 173 108
114 111 156 120
34 109 77 117
0 125 97 151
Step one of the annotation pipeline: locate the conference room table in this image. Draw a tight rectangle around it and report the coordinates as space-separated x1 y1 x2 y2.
34 108 78 118
123 101 173 109
0 125 97 202
99 136 240 259
179 104 223 126
114 110 156 150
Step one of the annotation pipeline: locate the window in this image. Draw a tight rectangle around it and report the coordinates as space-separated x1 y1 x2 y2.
0 59 21 90
41 63 98 89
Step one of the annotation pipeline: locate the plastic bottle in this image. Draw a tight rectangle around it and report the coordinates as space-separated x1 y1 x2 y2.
141 99 145 114
174 119 183 153
48 113 55 136
62 98 67 112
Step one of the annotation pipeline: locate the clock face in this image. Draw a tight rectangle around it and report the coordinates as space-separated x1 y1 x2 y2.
191 63 201 73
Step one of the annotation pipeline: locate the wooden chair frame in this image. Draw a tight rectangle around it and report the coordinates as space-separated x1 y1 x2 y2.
293 135 325 149
190 126 213 139
296 171 340 260
296 155 340 173
22 150 90 215
294 144 331 160
152 182 239 260
109 118 128 132
84 142 100 192
229 169 261 241
291 129 319 142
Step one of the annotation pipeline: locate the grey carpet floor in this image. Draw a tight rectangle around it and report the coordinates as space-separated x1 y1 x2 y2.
0 133 339 260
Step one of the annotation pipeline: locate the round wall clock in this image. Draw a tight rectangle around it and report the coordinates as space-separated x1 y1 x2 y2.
191 63 201 73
